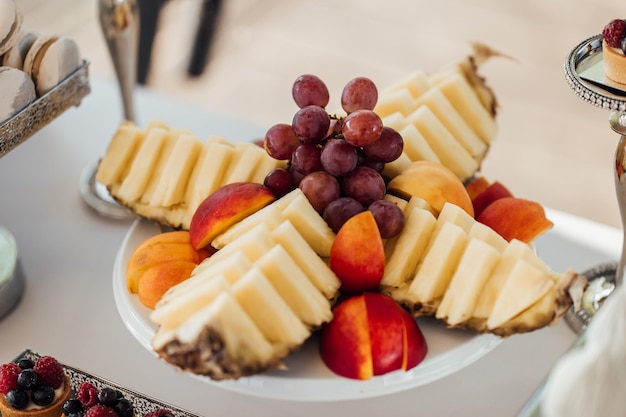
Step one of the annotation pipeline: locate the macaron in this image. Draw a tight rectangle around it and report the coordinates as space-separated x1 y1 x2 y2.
0 0 22 56
23 35 81 96
2 30 38 69
0 66 36 124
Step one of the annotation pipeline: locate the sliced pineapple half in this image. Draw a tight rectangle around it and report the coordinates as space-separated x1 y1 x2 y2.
381 202 585 337
97 44 501 228
150 217 340 380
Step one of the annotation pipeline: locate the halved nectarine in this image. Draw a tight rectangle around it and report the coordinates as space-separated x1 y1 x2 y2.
319 292 427 380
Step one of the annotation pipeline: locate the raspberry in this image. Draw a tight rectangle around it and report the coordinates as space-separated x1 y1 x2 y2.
145 409 175 417
84 404 118 417
602 19 626 48
0 363 20 395
77 381 99 408
33 356 65 389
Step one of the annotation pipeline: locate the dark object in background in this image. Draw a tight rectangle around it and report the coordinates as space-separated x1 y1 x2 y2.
136 0 222 84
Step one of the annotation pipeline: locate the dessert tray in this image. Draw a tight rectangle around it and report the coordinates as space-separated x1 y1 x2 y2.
565 34 626 110
6 349 201 417
0 61 90 158
113 218 502 402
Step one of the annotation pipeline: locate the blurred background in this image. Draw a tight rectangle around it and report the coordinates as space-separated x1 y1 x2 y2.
16 0 624 229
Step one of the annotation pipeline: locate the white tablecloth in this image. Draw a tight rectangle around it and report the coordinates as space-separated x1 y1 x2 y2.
0 77 620 416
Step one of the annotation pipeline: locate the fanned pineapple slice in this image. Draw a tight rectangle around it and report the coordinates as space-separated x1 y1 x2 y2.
384 200 583 335
153 291 279 380
435 238 501 325
150 218 340 379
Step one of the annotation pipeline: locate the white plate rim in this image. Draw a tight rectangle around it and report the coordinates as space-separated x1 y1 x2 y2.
113 218 502 402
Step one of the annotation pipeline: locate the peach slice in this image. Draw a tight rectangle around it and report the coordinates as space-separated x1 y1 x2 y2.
329 211 384 294
319 292 427 380
471 180 513 218
387 160 474 217
477 197 554 243
189 182 275 250
138 260 198 309
127 231 212 293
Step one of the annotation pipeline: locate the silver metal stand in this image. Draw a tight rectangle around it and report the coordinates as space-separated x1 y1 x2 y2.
79 0 139 219
562 35 626 333
516 34 626 417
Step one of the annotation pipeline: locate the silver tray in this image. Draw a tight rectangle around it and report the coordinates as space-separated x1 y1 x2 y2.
564 34 626 111
0 61 91 158
5 349 202 417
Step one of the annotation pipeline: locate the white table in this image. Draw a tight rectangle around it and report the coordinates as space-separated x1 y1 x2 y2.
0 77 620 416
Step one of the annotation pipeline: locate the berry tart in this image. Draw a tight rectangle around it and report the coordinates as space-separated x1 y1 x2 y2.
0 356 71 417
602 18 626 84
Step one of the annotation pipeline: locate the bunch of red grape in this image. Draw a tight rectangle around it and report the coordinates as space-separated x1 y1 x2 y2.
263 74 405 238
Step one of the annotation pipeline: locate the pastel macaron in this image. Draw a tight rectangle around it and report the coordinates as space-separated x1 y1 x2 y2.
23 35 81 96
0 66 36 124
0 0 22 56
2 31 38 69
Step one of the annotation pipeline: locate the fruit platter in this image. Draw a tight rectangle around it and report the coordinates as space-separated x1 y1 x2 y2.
113 218 502 401
98 44 585 401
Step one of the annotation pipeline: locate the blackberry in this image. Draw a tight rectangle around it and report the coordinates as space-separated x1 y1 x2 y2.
63 398 85 415
16 359 35 370
6 389 28 409
113 398 134 417
17 369 38 389
97 387 118 406
32 384 55 406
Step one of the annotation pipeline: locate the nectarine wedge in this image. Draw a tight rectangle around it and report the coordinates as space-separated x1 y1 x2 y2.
329 211 385 294
471 180 513 218
189 182 275 250
477 197 553 243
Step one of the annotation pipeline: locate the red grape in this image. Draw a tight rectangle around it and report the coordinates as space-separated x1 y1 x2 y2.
292 105 331 144
292 74 330 108
341 109 383 147
342 166 386 206
264 123 301 160
368 200 405 238
299 171 340 213
320 139 358 177
323 197 364 233
291 143 322 175
341 77 378 113
362 126 404 163
263 168 295 198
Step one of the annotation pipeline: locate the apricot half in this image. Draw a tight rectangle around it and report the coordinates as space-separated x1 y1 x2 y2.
387 161 474 217
319 292 427 380
127 231 212 293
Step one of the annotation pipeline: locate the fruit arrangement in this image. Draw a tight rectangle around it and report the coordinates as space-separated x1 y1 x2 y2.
99 44 585 381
